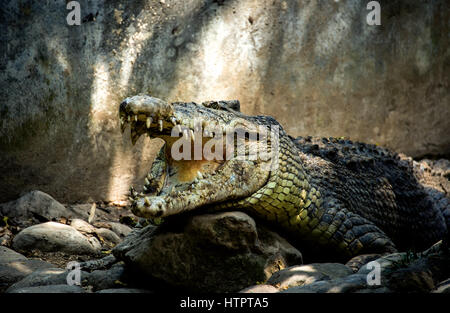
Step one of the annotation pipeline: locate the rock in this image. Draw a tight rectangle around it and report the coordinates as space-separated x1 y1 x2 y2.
267 263 353 290
85 263 129 291
0 191 79 226
79 255 117 272
113 211 302 292
326 274 371 293
7 285 85 293
95 228 122 245
108 222 132 238
281 280 331 293
355 244 450 293
386 267 435 292
0 259 56 291
282 274 369 293
354 287 392 293
432 278 450 293
240 284 279 293
357 252 408 276
0 246 27 263
70 219 96 234
12 222 101 255
6 267 85 292
96 288 151 293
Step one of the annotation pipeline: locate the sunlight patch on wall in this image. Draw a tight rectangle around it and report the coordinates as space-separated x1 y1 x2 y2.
118 12 154 91
169 0 266 105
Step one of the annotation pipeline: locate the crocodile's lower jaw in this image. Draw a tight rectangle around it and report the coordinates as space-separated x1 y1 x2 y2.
125 128 227 211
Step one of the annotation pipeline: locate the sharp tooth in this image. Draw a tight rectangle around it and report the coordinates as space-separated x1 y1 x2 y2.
144 197 151 205
143 186 148 192
197 171 203 180
146 117 152 128
194 177 199 183
127 115 131 122
128 196 134 201
159 119 163 132
145 178 150 185
190 130 195 141
170 116 177 126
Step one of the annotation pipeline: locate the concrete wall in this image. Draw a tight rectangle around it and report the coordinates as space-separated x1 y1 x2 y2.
1 0 449 203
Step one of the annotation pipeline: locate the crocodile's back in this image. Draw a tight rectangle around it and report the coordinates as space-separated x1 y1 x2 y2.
293 136 448 251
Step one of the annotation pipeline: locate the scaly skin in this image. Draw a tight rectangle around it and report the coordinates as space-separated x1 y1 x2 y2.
119 95 449 259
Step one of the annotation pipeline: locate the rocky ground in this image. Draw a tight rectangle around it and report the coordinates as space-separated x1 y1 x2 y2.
0 159 449 293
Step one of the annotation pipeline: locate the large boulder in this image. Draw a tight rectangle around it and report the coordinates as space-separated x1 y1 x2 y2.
266 263 353 290
113 211 302 292
12 222 102 255
0 246 27 263
0 191 80 226
0 256 56 291
7 285 86 293
6 268 73 292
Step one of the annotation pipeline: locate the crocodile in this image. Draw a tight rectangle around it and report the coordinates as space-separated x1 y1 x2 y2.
119 95 449 259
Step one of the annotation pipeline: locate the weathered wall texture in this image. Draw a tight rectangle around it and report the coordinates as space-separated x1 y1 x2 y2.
1 0 449 203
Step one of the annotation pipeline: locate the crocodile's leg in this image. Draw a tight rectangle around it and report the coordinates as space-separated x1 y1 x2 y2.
289 198 398 257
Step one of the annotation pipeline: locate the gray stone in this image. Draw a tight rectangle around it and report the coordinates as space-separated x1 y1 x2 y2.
96 288 152 293
7 285 85 293
357 253 407 275
354 287 392 293
6 267 90 293
386 266 435 293
0 259 56 290
0 191 79 225
282 274 369 293
108 222 132 238
113 211 302 292
240 284 279 293
0 246 27 263
12 222 101 255
432 278 450 293
79 255 117 272
85 263 128 291
7 267 68 292
267 263 353 290
70 219 96 234
95 228 122 245
280 280 332 293
0 0 447 204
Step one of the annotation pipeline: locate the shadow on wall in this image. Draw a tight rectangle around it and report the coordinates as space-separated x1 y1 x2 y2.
0 0 448 203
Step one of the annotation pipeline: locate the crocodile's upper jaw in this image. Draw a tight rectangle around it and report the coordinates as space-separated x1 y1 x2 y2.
119 95 275 218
